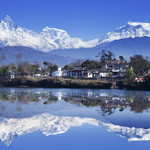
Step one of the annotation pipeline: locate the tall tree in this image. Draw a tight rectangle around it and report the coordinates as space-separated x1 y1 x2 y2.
16 53 22 67
0 65 10 78
18 62 31 74
81 60 101 70
0 53 6 66
119 56 125 63
9 63 17 72
30 64 40 75
130 55 150 75
96 50 114 63
48 64 58 75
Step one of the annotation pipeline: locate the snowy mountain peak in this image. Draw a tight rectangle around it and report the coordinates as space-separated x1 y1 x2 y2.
100 21 150 44
42 26 67 33
0 15 18 30
128 21 150 27
0 16 150 51
41 26 70 40
3 15 13 23
0 15 99 51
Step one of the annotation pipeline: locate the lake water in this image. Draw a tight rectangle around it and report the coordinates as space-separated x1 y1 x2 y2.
0 88 150 150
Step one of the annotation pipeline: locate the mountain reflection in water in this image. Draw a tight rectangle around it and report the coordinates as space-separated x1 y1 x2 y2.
0 88 150 146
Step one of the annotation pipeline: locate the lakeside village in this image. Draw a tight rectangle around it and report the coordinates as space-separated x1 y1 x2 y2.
0 50 150 88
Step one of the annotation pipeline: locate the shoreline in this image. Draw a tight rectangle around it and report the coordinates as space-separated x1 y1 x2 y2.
1 76 150 91
0 76 112 89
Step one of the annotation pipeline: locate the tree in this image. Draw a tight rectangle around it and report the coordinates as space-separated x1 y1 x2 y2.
119 56 125 63
70 59 83 68
130 55 150 75
48 64 58 75
124 68 136 85
43 62 58 75
125 68 135 80
0 65 10 78
107 51 114 60
63 65 69 70
9 63 17 72
0 53 6 66
63 64 74 70
18 62 31 75
81 60 101 70
16 53 22 67
96 50 114 63
30 64 40 75
43 61 49 71
43 62 48 66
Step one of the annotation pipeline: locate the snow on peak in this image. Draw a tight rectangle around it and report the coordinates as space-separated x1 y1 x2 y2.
3 15 13 22
0 15 99 51
41 26 71 41
0 15 18 30
100 21 150 44
1 16 149 50
42 26 67 33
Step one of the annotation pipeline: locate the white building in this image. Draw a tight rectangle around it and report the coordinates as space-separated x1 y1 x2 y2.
33 74 41 77
52 67 63 77
62 69 93 78
94 72 109 78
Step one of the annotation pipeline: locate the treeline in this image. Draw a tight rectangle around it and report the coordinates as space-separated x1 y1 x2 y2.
1 50 150 82
0 53 58 78
63 50 150 76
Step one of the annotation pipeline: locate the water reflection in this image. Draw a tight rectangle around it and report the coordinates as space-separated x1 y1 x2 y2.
0 88 150 146
0 113 99 146
0 88 150 114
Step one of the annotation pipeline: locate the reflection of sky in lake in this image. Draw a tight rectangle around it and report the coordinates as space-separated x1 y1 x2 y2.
0 88 150 149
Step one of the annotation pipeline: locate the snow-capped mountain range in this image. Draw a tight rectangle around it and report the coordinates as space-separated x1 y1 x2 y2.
0 15 150 52
100 21 150 44
0 15 99 52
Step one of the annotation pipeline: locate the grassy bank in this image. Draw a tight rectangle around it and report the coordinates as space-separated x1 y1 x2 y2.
1 76 112 89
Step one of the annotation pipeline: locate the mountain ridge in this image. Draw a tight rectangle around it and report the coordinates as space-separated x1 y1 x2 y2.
0 46 76 66
100 21 150 44
0 15 99 52
0 15 150 64
1 15 150 52
50 36 150 59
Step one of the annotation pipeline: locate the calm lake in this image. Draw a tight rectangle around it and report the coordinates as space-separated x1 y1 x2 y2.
0 88 150 150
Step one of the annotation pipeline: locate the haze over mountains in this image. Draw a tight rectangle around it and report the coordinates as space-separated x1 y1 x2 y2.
0 15 150 65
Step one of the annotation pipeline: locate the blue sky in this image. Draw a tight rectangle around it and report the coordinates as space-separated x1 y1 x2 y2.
0 0 150 40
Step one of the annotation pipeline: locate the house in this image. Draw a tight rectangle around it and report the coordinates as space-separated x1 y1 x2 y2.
10 72 23 79
62 68 93 78
84 70 93 78
101 60 128 78
10 72 15 79
61 59 129 79
93 70 109 78
33 74 41 77
52 67 63 77
64 69 84 78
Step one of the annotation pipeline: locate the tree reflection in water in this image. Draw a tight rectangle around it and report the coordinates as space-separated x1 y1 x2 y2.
0 88 149 115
